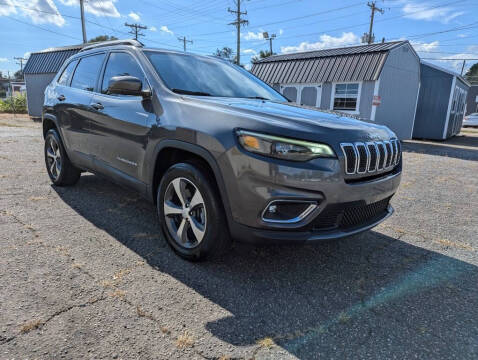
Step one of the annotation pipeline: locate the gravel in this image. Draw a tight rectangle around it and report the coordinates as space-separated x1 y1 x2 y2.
1 117 477 359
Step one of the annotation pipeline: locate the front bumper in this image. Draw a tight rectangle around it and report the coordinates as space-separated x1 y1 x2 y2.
230 204 394 244
219 146 401 243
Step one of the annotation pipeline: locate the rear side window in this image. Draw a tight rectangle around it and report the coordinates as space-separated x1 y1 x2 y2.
57 60 77 86
101 52 146 94
71 54 105 92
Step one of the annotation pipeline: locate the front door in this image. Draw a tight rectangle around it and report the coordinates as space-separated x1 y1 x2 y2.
88 51 155 180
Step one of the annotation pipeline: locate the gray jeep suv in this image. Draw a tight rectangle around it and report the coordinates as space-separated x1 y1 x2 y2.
43 40 401 260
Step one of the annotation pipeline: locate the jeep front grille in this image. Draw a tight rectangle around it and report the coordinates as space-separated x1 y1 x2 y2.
340 140 401 175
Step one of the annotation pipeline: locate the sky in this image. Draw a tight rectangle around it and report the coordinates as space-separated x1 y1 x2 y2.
0 0 477 76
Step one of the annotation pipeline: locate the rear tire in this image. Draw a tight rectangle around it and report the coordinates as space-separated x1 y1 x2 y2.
157 162 230 261
44 129 81 186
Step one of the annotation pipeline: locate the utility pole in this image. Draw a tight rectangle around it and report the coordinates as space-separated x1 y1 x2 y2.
177 36 193 52
366 1 384 44
263 32 276 55
79 0 87 43
461 60 466 75
228 0 248 66
14 57 28 79
124 23 147 40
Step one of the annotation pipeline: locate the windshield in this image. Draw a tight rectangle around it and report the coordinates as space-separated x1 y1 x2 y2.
145 51 287 101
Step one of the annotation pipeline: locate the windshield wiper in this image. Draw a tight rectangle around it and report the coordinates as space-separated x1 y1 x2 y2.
242 96 270 100
171 88 212 96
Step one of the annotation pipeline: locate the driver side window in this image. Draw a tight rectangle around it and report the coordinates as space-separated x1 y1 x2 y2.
101 52 147 95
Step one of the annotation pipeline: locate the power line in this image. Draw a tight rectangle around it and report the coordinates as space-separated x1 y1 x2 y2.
124 22 147 40
364 1 385 44
14 56 28 76
2 14 81 41
228 1 249 65
79 0 87 43
177 36 193 52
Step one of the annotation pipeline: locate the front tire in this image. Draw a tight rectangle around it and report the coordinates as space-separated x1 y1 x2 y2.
44 129 81 186
157 162 230 261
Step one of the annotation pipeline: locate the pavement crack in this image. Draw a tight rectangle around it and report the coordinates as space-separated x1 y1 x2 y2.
0 296 108 345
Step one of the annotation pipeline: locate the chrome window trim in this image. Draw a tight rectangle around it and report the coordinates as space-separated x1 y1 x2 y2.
261 200 318 224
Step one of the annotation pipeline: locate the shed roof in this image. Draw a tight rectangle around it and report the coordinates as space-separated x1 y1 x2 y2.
420 60 471 87
251 41 409 84
24 44 86 75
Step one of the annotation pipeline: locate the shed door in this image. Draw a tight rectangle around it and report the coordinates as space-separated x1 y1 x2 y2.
280 84 321 107
300 85 322 107
281 86 298 103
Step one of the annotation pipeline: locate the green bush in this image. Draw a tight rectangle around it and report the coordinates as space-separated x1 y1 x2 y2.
0 93 27 113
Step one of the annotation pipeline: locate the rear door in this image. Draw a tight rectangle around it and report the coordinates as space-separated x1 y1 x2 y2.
88 51 155 180
57 53 106 164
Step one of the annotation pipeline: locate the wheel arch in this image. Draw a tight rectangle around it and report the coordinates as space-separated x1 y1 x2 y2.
149 140 233 226
42 113 59 139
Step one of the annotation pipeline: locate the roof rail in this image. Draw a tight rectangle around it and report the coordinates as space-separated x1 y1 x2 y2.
80 39 143 52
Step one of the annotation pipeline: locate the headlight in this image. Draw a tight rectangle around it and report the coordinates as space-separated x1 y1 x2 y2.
236 130 336 161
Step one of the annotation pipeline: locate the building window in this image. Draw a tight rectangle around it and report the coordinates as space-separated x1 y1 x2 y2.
333 83 360 112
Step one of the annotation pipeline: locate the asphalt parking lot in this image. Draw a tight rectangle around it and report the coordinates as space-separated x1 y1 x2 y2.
1 114 477 359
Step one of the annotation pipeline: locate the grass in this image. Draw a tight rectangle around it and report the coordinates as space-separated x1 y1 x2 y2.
338 311 351 324
176 330 194 348
435 238 474 252
257 337 275 349
29 196 47 201
20 319 43 333
109 289 126 299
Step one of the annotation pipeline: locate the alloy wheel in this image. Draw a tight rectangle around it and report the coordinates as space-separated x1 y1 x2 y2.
46 137 62 180
163 177 207 249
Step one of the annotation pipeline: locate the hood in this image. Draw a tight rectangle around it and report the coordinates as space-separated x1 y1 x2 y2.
189 97 395 142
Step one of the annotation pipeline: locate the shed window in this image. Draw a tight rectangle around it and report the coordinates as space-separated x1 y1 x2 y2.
333 83 359 111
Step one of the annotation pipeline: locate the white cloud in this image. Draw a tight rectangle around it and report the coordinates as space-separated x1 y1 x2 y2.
411 40 439 52
59 0 120 17
280 32 359 54
0 0 16 16
160 25 173 35
457 34 467 38
242 49 257 55
128 11 140 21
150 26 157 32
401 1 464 24
430 46 478 73
0 58 8 62
242 31 264 41
0 0 65 27
279 29 284 36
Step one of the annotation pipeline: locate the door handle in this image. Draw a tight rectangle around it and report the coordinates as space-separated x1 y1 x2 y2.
91 102 104 110
57 95 65 101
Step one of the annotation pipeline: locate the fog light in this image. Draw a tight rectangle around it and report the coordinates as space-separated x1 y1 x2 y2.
262 200 317 223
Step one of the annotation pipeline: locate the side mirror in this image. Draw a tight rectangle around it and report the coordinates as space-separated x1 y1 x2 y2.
107 75 149 97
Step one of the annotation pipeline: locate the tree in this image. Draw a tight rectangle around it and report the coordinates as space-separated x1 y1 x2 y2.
213 47 234 60
88 35 118 43
465 62 478 84
14 70 23 80
251 50 273 64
